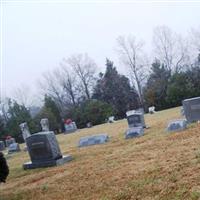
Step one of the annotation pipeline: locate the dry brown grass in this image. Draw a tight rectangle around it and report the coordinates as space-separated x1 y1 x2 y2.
1 107 200 200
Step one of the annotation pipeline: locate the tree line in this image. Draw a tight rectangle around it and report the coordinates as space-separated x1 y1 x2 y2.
0 26 200 142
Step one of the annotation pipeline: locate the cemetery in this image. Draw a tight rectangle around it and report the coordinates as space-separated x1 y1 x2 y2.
2 2 200 199
2 106 200 200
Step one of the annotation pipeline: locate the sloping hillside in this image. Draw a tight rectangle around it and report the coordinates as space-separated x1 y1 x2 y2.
1 107 200 200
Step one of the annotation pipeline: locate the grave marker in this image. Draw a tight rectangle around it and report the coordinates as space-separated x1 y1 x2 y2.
79 134 109 147
19 122 31 142
0 141 5 151
23 119 72 169
126 110 146 128
8 143 21 154
5 137 16 147
167 119 187 132
182 97 200 123
40 118 49 132
125 127 144 139
148 106 155 114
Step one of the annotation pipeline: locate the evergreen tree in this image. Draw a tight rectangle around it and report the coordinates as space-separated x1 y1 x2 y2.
166 72 195 107
69 99 113 128
144 59 170 110
44 95 61 124
5 100 35 142
93 59 139 118
34 96 62 133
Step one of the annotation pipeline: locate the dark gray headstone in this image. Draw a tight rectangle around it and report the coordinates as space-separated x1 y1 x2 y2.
182 97 200 123
126 110 146 128
125 127 144 139
64 122 77 134
8 143 21 154
24 131 72 169
167 119 187 132
5 138 16 147
0 141 5 151
26 131 62 163
23 155 72 170
79 134 109 147
137 108 145 114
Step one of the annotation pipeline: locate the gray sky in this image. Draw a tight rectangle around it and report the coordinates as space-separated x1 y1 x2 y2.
2 1 200 101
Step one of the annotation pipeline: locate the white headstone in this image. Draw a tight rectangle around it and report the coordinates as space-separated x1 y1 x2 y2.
148 106 155 114
19 122 31 141
108 116 115 123
40 118 49 132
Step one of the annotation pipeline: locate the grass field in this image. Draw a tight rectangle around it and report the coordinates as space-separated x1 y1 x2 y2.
1 107 200 200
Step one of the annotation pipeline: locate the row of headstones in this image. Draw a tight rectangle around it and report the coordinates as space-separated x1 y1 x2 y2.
0 106 156 152
0 138 20 152
0 118 54 153
7 109 146 169
5 96 200 170
22 105 156 170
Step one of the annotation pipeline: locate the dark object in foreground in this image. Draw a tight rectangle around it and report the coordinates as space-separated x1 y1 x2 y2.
0 152 9 183
23 131 72 170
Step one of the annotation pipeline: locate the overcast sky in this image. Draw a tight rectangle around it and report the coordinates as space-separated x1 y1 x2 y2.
1 1 200 102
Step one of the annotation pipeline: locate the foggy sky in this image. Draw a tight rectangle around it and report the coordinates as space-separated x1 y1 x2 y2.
2 1 200 102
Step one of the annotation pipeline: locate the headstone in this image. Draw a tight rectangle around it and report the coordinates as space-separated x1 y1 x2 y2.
5 138 16 147
0 141 5 151
180 106 185 116
8 143 21 154
40 118 49 132
136 108 145 114
23 131 72 169
167 119 187 132
148 106 155 114
182 97 200 123
79 134 109 147
64 122 77 134
86 122 92 128
19 122 31 141
125 127 144 139
108 116 115 123
126 110 146 128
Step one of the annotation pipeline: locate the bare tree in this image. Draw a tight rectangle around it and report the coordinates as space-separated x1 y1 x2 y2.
153 26 189 73
0 98 10 123
66 54 97 100
117 35 148 107
12 85 33 107
56 62 78 106
39 70 67 115
190 27 200 65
